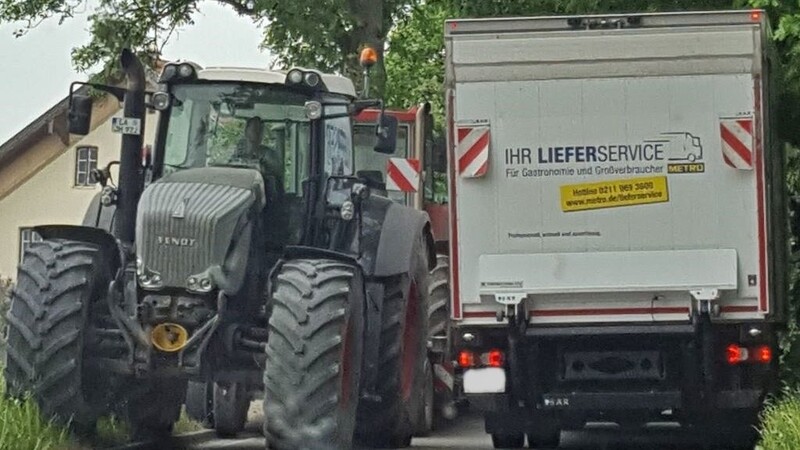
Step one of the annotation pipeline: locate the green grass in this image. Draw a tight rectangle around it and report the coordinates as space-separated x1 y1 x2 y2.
0 377 71 450
0 368 203 450
758 389 800 450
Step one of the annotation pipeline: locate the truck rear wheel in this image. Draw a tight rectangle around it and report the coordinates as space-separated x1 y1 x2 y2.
492 433 525 448
263 260 364 450
213 381 250 437
4 239 111 432
527 428 560 449
357 235 431 448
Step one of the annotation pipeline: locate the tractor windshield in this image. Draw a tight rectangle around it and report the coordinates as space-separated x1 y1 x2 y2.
162 83 311 195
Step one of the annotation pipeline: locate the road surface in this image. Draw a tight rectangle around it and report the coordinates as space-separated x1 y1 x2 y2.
124 408 751 450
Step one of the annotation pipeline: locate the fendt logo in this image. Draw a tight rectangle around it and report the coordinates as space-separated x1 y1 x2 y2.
156 236 197 247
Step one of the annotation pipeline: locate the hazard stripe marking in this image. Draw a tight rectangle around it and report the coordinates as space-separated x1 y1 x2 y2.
720 118 753 170
456 125 490 178
386 158 420 192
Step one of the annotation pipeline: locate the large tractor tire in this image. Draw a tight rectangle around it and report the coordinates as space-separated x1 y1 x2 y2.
123 377 187 440
263 260 364 450
357 234 431 448
213 381 250 437
4 239 112 432
185 380 214 428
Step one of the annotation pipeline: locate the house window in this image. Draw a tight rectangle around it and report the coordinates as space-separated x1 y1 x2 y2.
19 228 42 262
75 146 98 187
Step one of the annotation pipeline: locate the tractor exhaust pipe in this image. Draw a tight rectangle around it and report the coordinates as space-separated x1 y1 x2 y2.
115 48 146 245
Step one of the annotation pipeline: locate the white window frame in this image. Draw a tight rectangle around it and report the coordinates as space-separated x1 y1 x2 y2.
75 146 98 187
19 228 42 262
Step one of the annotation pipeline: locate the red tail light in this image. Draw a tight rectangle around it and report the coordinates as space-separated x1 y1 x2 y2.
756 345 772 364
458 350 475 368
487 349 504 368
726 344 746 365
726 343 771 365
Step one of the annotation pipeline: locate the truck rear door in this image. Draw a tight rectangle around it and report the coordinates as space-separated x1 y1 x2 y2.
445 11 785 325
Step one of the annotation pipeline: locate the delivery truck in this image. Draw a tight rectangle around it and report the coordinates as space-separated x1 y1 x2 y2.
444 10 788 448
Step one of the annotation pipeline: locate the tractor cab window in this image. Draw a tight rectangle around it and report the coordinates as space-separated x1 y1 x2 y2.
323 105 354 177
162 83 311 197
353 123 410 205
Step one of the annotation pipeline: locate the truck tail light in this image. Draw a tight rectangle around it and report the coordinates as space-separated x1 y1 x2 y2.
726 344 747 365
487 349 504 368
756 345 772 364
726 344 771 365
458 350 476 368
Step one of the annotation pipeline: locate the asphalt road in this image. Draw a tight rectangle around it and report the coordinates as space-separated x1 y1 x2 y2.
133 409 752 450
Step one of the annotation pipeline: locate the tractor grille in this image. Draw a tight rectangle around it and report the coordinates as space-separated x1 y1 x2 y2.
136 181 255 288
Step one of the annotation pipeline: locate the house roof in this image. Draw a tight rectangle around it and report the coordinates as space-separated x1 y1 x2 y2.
0 89 78 168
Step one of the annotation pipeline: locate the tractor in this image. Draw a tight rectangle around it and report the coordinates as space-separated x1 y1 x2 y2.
3 48 436 450
185 102 463 436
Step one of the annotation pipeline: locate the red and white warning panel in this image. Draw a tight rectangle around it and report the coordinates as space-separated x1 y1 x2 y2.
456 124 490 178
386 157 420 192
720 117 754 170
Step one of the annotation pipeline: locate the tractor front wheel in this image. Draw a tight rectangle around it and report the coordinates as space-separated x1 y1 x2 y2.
263 260 364 450
4 239 112 432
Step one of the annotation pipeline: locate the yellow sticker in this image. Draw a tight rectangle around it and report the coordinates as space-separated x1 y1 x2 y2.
561 176 669 212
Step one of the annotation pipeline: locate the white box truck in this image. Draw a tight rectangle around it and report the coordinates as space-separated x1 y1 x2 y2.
444 10 788 448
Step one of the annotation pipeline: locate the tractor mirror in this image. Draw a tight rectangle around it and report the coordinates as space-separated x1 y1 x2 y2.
374 114 398 154
68 94 93 135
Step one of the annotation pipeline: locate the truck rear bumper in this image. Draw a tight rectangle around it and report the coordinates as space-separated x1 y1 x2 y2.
468 389 762 413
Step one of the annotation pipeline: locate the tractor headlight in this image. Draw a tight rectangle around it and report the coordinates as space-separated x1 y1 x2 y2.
341 200 355 221
305 101 323 120
304 72 321 88
159 64 177 83
286 69 304 85
139 268 164 290
187 275 214 293
151 92 171 111
178 63 195 78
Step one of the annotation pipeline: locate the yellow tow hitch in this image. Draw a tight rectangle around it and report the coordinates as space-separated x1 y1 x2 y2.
150 323 189 352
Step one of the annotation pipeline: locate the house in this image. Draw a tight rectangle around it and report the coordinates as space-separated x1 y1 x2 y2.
0 84 159 280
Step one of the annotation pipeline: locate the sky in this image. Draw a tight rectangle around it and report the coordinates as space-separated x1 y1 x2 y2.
0 2 274 144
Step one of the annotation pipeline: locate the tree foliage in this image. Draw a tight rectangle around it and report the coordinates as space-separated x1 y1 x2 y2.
0 0 413 95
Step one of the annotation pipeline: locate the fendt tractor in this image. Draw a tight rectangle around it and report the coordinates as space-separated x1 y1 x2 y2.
185 103 464 437
4 47 437 449
445 9 788 450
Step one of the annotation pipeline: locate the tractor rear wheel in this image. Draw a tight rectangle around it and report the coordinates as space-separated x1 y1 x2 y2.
213 381 250 437
4 239 112 432
357 234 431 448
263 260 364 450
